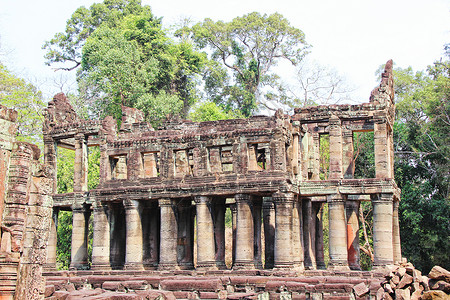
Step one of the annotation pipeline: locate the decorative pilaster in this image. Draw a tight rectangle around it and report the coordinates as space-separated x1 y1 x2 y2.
273 192 294 269
372 193 394 266
374 116 392 178
70 205 90 270
124 199 144 270
234 193 254 269
159 198 178 270
327 193 349 270
195 196 217 270
91 202 111 270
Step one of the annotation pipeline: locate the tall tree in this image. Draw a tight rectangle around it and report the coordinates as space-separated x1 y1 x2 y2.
44 0 206 123
181 12 309 116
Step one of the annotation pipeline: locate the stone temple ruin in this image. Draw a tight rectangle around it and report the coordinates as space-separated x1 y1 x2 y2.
0 61 402 299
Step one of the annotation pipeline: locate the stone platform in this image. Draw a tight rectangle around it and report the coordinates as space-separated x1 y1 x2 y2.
43 269 384 299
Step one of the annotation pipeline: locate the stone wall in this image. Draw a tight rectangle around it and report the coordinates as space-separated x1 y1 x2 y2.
0 105 53 299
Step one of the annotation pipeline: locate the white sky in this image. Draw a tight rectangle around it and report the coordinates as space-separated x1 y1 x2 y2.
0 0 449 103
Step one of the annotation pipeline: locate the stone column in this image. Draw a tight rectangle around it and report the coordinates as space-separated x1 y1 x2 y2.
345 199 360 270
273 192 294 269
213 198 226 269
329 115 343 179
234 193 254 269
70 205 90 270
303 198 316 269
292 198 304 270
159 198 178 270
372 193 394 266
195 196 217 270
74 133 88 192
393 200 402 264
315 202 326 269
312 133 320 180
263 198 275 269
124 199 144 270
253 198 263 269
45 209 58 270
327 193 349 270
342 129 354 179
92 202 111 270
374 118 391 178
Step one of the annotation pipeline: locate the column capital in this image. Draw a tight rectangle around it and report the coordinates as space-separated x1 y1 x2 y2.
158 198 173 207
74 133 85 141
234 193 252 204
194 195 211 205
327 193 346 204
123 199 139 210
262 197 275 210
371 193 393 204
272 192 294 204
329 114 341 126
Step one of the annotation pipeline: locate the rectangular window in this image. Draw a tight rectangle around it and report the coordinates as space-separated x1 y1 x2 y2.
110 154 127 180
141 152 160 178
248 143 269 171
174 149 194 176
221 146 233 172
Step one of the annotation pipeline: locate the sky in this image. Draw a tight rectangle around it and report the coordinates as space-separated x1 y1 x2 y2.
0 0 449 103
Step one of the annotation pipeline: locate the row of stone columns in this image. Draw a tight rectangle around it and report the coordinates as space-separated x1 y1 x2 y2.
46 192 401 270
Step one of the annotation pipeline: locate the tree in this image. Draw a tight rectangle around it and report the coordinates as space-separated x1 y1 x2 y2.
0 63 45 145
44 0 206 122
393 59 450 273
181 12 309 116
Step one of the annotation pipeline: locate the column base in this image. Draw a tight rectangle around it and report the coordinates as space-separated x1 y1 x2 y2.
273 262 294 269
327 260 350 271
233 260 255 270
69 262 89 270
196 261 218 271
43 263 57 271
158 263 180 271
178 262 194 270
91 263 112 271
124 262 144 270
215 261 228 270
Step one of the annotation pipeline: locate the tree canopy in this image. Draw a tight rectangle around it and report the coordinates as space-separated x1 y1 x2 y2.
44 0 207 124
180 12 309 116
0 63 45 145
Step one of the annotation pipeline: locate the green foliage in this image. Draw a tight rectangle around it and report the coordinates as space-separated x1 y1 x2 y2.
353 132 375 179
0 63 45 145
56 148 75 194
189 101 241 122
319 134 329 180
45 0 207 123
56 211 72 270
181 12 309 116
392 52 450 272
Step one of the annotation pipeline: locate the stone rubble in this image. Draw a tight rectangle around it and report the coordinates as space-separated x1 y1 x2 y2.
378 264 450 300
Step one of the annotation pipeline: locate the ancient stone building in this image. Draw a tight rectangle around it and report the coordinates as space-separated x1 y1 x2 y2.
43 60 401 276
0 105 53 299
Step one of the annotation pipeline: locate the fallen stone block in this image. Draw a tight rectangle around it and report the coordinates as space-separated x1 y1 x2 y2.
52 290 70 300
353 282 369 297
45 284 55 297
428 266 450 283
421 290 449 300
430 280 450 293
397 274 413 289
394 288 410 300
